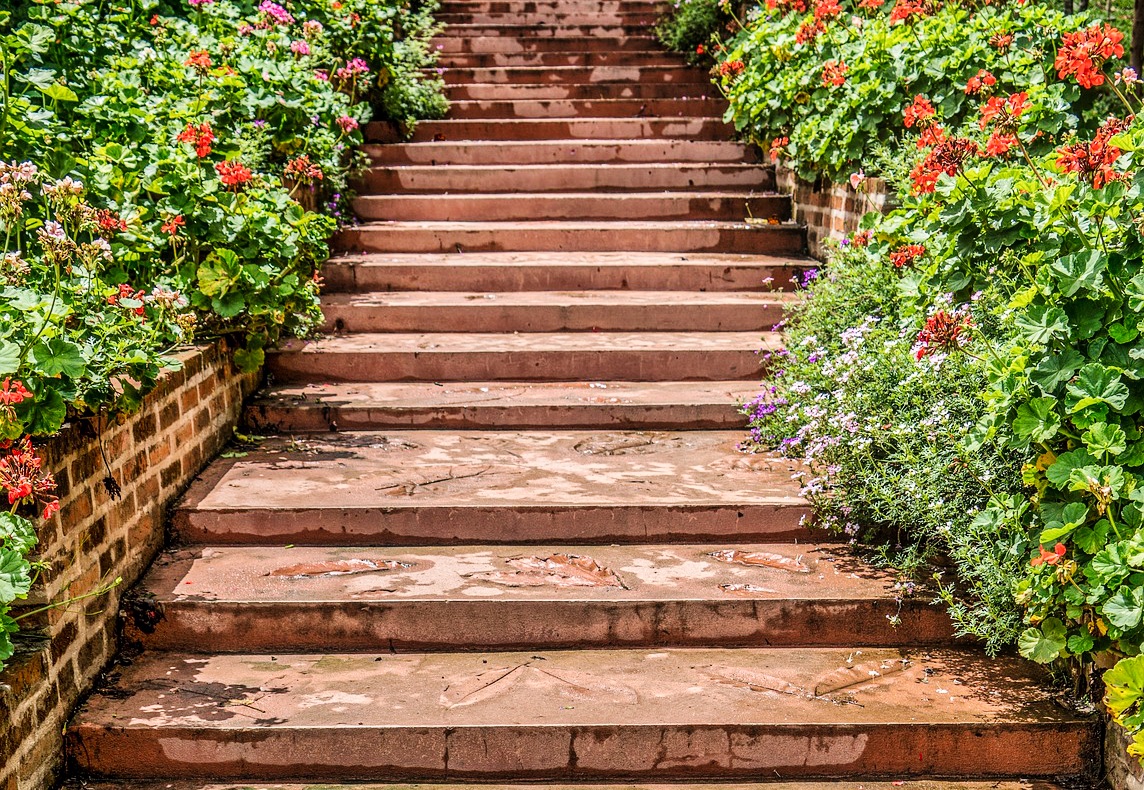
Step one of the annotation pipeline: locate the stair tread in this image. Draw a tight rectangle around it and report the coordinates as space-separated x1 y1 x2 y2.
72 645 1090 729
347 220 794 230
177 429 799 514
252 380 762 410
320 290 795 307
144 542 898 604
273 330 780 353
70 783 1070 790
325 250 808 267
356 191 778 200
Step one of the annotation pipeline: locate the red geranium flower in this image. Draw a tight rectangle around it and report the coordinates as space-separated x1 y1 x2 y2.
914 309 973 360
909 137 979 194
903 95 936 129
796 19 825 44
978 92 1029 131
965 69 997 95
990 32 1013 50
890 244 926 268
769 136 790 162
177 122 216 158
1056 115 1131 189
161 215 186 236
1031 542 1067 567
184 50 213 74
95 209 128 236
985 132 1018 157
215 160 253 189
814 0 842 20
821 60 848 87
1055 24 1125 88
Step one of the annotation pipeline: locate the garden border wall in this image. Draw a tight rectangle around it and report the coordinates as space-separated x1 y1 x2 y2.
776 166 892 259
0 341 259 790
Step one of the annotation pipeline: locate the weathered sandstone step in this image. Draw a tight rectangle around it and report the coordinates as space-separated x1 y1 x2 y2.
439 0 667 8
353 192 788 223
367 118 734 142
435 34 657 53
320 251 809 293
364 139 757 166
438 12 659 25
68 647 1096 780
319 290 793 332
445 97 726 119
246 380 759 430
66 782 1073 790
136 543 953 652
333 221 803 255
266 331 778 382
357 163 773 193
438 24 652 36
439 51 683 68
440 65 698 84
444 83 713 102
171 430 806 545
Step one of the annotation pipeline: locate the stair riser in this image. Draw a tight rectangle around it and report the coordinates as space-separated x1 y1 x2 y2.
332 226 803 255
439 52 683 68
245 401 748 431
440 66 696 83
173 504 813 545
367 118 734 143
320 261 801 293
142 599 955 653
445 84 712 101
353 195 789 223
438 13 659 24
446 98 726 119
356 166 774 193
67 722 1096 781
363 141 756 166
320 301 786 332
266 348 767 382
435 36 657 53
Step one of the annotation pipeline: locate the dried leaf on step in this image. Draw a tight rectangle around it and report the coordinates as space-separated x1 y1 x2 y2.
267 558 412 578
707 549 812 573
469 553 623 588
719 583 779 596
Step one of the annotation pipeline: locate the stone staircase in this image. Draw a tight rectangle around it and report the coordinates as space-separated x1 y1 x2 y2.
66 1 1098 787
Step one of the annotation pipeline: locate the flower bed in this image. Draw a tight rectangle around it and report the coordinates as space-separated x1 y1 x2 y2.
676 0 1144 771
0 1 443 677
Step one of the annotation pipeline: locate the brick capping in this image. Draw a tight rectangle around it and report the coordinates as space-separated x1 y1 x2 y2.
0 340 260 790
776 166 893 260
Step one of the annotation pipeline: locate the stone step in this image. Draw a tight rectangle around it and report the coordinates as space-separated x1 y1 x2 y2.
368 117 734 142
357 163 773 193
265 331 777 383
68 647 1096 781
245 380 760 431
439 0 668 9
444 82 714 101
135 543 953 653
67 782 1074 790
320 251 809 293
333 221 804 255
435 35 658 53
363 139 758 166
171 430 807 545
319 290 793 332
438 51 683 68
353 192 789 223
445 97 726 119
440 65 699 84
438 12 659 24
438 24 652 36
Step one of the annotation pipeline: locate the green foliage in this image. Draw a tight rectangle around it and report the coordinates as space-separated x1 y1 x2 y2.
655 0 732 62
0 0 445 671
717 0 1104 181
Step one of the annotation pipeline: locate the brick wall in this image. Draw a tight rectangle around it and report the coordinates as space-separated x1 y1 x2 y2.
777 167 893 260
0 341 259 790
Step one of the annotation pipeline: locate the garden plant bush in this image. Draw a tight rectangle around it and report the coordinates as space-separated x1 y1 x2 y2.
655 0 733 63
0 0 444 671
705 0 1144 760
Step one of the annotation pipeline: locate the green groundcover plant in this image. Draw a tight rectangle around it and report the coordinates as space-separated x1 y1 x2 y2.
655 0 734 63
722 0 1144 758
0 0 444 671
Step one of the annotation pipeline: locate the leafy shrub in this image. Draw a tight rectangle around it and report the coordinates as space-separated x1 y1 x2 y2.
0 0 445 670
729 0 1144 757
655 0 732 62
717 0 1106 181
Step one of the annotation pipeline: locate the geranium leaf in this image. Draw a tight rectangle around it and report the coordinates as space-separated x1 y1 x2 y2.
1014 397 1062 443
1104 586 1144 631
